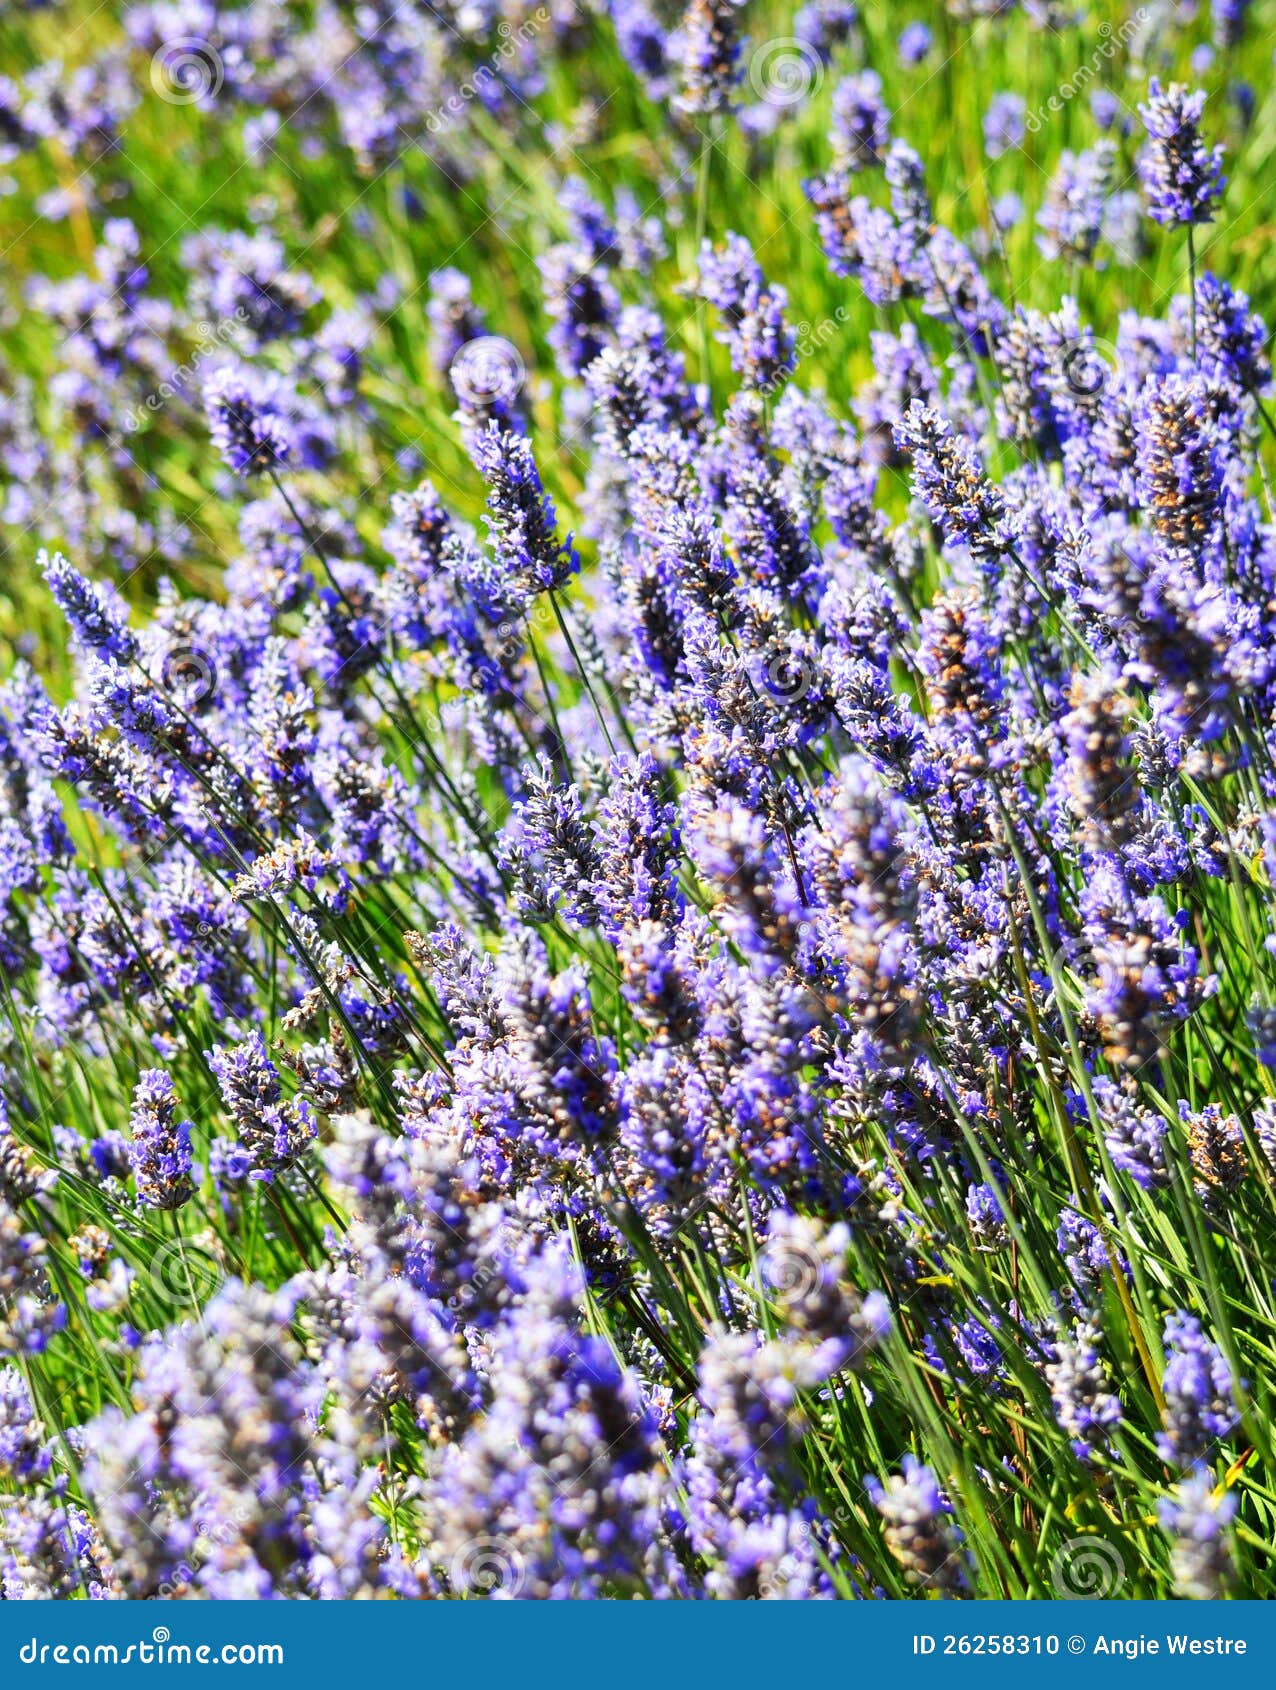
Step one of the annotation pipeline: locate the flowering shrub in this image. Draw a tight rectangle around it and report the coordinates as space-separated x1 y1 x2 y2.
0 0 1273 1599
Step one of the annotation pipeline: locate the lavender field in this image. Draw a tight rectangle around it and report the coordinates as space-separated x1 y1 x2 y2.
0 0 1274 1601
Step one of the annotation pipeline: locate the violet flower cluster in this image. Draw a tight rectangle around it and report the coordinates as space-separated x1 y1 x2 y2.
0 0 1270 1603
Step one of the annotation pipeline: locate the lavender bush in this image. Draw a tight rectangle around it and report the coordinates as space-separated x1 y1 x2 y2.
0 0 1274 1599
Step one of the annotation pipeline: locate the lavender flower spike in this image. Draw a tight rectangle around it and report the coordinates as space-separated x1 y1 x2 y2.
471 422 580 601
866 1457 970 1596
1158 1312 1240 1467
1158 1469 1236 1599
204 363 294 476
128 1070 195 1211
894 403 1009 565
1138 82 1226 227
207 1032 317 1180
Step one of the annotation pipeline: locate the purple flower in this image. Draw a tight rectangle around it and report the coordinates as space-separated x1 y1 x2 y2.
538 242 619 379
613 0 673 101
204 363 294 476
1037 143 1115 265
675 0 746 115
1211 0 1252 49
1091 89 1128 134
1175 273 1271 395
206 1032 317 1180
866 1458 969 1596
1097 1078 1171 1190
983 92 1025 160
885 141 930 236
428 267 487 385
1158 1313 1240 1466
694 233 795 392
1181 1101 1247 1203
897 21 933 64
795 0 859 60
497 936 620 1148
1138 81 1226 227
1057 1208 1120 1297
1135 372 1228 552
0 1366 51 1483
128 1070 195 1210
471 423 580 600
965 1182 1009 1250
1159 1469 1236 1598
895 403 1010 565
1046 1317 1123 1460
761 1211 891 1371
831 70 890 170
41 552 136 663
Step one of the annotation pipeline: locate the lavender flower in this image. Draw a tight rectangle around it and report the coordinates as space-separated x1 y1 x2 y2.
42 552 136 663
204 363 294 476
897 22 932 64
795 0 859 60
538 242 619 379
694 234 795 392
7 0 1276 1604
1181 1101 1247 1203
1097 1079 1171 1190
0 1366 50 1482
1175 273 1271 395
1057 1209 1118 1298
1211 0 1253 48
1037 143 1115 266
128 1070 195 1210
1082 863 1203 1075
428 267 487 385
207 1032 317 1180
1063 670 1138 850
1158 1313 1240 1466
1138 82 1226 227
885 141 931 237
471 424 579 599
965 1183 1009 1251
676 0 745 115
1046 1317 1122 1460
761 1212 891 1371
1159 1470 1236 1598
895 404 1010 565
866 1458 969 1596
614 0 673 101
983 93 1024 160
497 937 620 1148
831 70 890 171
1135 373 1228 552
